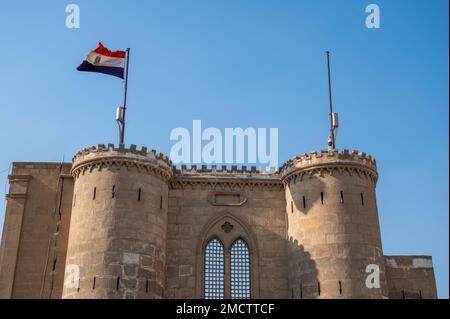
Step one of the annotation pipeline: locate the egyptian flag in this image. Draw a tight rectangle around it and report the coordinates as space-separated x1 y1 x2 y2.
77 42 126 79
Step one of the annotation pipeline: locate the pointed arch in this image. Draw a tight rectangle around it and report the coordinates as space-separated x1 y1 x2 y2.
196 213 260 298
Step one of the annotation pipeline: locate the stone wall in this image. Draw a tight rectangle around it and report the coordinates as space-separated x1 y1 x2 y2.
384 256 438 299
166 168 289 298
0 163 72 298
281 150 388 298
0 147 440 299
63 144 172 299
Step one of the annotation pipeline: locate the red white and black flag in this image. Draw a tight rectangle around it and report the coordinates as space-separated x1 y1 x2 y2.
77 42 126 79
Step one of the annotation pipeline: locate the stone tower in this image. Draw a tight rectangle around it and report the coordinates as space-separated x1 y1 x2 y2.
62 144 172 299
281 149 388 298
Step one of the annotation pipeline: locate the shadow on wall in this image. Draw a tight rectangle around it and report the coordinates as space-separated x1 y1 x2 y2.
286 174 324 298
191 207 320 299
289 175 326 215
287 237 319 299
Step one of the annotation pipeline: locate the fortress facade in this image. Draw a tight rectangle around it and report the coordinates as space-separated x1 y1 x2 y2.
0 144 437 299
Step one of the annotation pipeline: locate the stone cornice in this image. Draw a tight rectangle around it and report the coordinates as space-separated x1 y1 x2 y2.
169 176 284 191
280 149 378 185
282 163 378 185
5 193 27 200
8 174 31 182
72 158 173 182
6 174 30 200
71 144 173 182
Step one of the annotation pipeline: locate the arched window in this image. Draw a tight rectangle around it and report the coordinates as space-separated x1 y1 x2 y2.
199 216 259 299
230 239 251 299
204 238 225 299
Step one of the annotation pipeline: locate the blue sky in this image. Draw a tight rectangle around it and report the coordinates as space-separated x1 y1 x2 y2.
0 0 448 297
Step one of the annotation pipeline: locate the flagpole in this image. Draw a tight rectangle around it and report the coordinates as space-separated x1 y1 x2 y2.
326 51 336 150
120 48 130 145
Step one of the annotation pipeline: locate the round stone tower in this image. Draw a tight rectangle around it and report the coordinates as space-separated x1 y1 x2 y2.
63 144 173 299
281 149 388 299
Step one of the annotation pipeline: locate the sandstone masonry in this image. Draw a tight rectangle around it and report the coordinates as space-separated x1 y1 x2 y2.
0 144 438 299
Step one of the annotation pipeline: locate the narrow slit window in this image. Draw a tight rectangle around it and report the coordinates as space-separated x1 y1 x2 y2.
146 280 149 293
300 284 303 299
52 259 57 271
92 277 96 290
340 191 344 204
302 196 306 209
138 188 141 201
112 185 115 198
93 187 96 200
320 192 324 205
360 192 364 206
116 277 120 290
318 282 321 296
291 201 293 213
339 281 342 295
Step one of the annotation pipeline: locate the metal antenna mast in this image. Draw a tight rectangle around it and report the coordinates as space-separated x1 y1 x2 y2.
326 51 338 150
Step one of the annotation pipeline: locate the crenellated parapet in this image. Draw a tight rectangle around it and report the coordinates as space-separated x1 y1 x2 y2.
171 164 282 191
279 149 378 185
174 164 278 177
71 144 173 182
70 145 378 188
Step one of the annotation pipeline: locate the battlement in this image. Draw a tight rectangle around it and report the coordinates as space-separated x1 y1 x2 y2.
279 149 378 183
71 144 173 180
174 164 278 179
73 144 172 165
70 145 377 183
